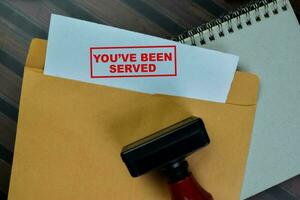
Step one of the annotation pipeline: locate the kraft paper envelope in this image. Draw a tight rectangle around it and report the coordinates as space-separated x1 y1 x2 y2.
9 39 259 200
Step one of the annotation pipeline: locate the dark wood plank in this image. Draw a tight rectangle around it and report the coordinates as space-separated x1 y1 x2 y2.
192 0 227 16
141 0 215 31
279 175 300 199
0 112 16 152
120 0 185 35
0 191 8 200
248 186 298 200
0 160 10 195
71 0 170 36
0 1 46 39
2 0 61 32
0 64 22 107
0 16 31 70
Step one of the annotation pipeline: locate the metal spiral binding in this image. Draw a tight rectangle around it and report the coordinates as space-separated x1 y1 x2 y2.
173 0 288 45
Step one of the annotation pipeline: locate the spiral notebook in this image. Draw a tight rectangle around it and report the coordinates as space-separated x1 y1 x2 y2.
174 0 300 198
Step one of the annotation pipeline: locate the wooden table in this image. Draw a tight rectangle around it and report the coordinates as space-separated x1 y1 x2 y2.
0 0 299 199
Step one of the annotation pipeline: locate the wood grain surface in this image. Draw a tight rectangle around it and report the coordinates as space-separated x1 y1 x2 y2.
0 0 299 199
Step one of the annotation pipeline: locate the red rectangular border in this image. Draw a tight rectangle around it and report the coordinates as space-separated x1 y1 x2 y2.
90 45 177 78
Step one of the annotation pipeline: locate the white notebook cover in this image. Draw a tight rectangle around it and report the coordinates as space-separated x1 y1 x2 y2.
182 0 300 198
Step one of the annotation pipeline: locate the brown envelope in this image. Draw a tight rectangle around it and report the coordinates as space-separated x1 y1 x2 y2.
8 39 259 200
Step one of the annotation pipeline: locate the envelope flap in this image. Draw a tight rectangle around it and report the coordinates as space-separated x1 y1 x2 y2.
25 39 47 70
226 71 259 105
26 38 259 106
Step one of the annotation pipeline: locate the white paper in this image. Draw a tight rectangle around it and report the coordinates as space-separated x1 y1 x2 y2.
44 14 238 103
